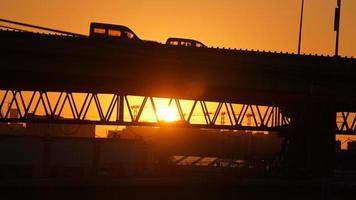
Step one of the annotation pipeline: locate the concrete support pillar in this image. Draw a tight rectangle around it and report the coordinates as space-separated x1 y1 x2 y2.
283 102 336 178
41 137 52 177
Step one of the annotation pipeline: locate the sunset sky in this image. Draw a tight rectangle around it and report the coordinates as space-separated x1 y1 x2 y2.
1 0 355 57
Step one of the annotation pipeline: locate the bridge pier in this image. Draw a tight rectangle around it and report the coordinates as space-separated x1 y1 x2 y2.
282 102 336 178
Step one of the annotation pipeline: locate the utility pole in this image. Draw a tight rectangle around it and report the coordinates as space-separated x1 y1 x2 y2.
298 0 305 55
221 112 226 125
334 0 342 56
131 105 140 120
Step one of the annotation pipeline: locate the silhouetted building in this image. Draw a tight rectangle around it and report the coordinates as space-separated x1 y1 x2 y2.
0 114 95 138
109 126 281 161
336 140 341 151
0 136 151 178
347 141 356 151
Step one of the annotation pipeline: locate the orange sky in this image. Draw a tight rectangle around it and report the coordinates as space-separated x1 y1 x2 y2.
1 0 355 57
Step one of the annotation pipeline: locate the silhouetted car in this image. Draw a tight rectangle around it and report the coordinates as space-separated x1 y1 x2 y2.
166 37 206 48
89 22 140 41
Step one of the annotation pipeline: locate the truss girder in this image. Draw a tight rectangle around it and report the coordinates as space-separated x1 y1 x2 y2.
0 89 291 131
337 112 356 135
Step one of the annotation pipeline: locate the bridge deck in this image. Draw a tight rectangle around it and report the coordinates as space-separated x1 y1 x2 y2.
1 30 355 108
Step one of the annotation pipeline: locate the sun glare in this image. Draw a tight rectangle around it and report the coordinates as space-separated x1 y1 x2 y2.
157 106 178 122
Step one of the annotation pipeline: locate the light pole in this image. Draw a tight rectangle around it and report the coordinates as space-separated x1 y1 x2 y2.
334 0 342 57
298 0 305 55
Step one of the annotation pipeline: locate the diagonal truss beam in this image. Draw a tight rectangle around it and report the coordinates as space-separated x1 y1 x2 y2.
1 89 355 134
0 89 293 131
1 89 354 134
337 112 356 135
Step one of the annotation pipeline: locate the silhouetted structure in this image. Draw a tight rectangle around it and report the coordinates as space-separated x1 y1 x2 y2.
0 19 356 178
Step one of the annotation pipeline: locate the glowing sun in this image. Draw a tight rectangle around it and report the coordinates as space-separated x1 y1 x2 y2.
157 106 178 122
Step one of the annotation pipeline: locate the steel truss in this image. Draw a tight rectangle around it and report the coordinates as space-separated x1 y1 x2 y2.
337 112 356 135
0 89 291 131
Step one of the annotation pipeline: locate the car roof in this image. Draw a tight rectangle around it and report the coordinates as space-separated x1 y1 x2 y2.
166 37 202 44
90 22 140 40
90 22 135 33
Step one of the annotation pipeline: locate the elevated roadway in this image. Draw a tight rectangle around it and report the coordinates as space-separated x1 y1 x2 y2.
0 30 355 109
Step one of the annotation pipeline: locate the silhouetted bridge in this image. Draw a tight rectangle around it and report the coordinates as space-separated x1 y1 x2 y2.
0 19 355 134
1 19 356 176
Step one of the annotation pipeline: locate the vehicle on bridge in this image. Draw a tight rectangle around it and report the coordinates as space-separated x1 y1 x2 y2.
166 37 206 48
89 22 140 41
